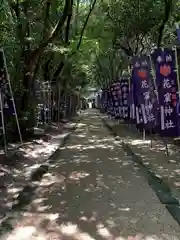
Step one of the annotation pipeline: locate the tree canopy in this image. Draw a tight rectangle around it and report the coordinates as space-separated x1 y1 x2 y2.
0 0 179 131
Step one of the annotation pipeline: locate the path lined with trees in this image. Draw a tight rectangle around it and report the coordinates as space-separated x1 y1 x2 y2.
1 0 179 140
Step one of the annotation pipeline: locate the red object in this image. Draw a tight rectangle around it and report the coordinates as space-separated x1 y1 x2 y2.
172 100 176 106
172 93 177 100
138 69 147 79
160 64 171 76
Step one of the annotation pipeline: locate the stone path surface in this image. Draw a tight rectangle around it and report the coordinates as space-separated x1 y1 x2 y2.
2 110 180 239
0 122 73 221
102 115 180 202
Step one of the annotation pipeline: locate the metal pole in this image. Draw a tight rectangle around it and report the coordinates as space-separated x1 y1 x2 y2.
51 89 54 123
64 93 67 118
57 84 60 122
69 94 72 117
1 48 23 144
0 90 7 154
143 128 146 140
174 46 180 101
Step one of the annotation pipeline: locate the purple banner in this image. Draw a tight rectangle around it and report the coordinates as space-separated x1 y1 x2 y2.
131 55 156 128
128 80 134 119
120 78 129 119
151 48 178 136
107 88 113 116
176 25 180 43
109 82 121 118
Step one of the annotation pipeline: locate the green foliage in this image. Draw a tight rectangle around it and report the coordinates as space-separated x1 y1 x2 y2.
90 0 180 88
0 0 98 137
0 0 180 135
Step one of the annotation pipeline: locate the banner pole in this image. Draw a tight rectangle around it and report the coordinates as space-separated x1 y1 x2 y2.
150 132 153 148
48 85 50 123
149 51 169 152
143 128 146 140
1 49 23 145
128 76 131 129
174 46 180 103
57 84 60 123
174 46 180 140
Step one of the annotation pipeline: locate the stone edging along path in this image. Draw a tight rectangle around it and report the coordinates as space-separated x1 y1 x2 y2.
0 117 81 235
101 116 180 226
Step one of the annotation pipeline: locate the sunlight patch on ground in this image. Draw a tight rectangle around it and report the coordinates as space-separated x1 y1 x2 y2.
96 222 113 239
60 223 78 236
77 123 87 127
68 171 90 181
62 143 115 150
7 187 22 194
3 216 180 240
62 144 82 149
76 145 97 150
168 159 177 163
76 134 87 138
174 181 180 187
88 138 114 144
130 140 151 146
5 226 37 240
118 207 131 212
39 172 65 186
23 143 58 159
60 222 96 240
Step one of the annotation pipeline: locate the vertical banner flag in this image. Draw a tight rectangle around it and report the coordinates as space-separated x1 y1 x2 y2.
110 82 117 117
151 47 178 136
129 80 135 120
175 23 180 44
0 50 15 116
120 78 129 119
131 55 156 129
131 61 144 126
107 87 113 116
110 81 121 118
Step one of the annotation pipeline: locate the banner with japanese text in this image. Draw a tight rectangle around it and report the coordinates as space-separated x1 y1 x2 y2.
129 80 135 120
151 48 179 136
107 87 113 116
109 82 121 118
120 78 129 119
131 55 156 129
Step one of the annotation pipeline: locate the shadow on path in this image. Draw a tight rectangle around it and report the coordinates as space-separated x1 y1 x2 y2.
3 110 180 240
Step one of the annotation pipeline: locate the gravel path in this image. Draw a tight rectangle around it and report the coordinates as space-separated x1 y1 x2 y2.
3 110 180 240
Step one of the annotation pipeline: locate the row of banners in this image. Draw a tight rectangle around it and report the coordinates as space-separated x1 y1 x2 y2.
99 47 180 137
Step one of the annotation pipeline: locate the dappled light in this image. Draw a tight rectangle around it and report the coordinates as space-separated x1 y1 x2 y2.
2 110 179 239
2 0 180 236
131 140 151 146
0 123 71 223
102 115 180 201
4 222 180 240
68 171 90 181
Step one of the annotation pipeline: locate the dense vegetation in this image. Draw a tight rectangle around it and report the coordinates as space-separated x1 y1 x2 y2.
0 0 180 138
